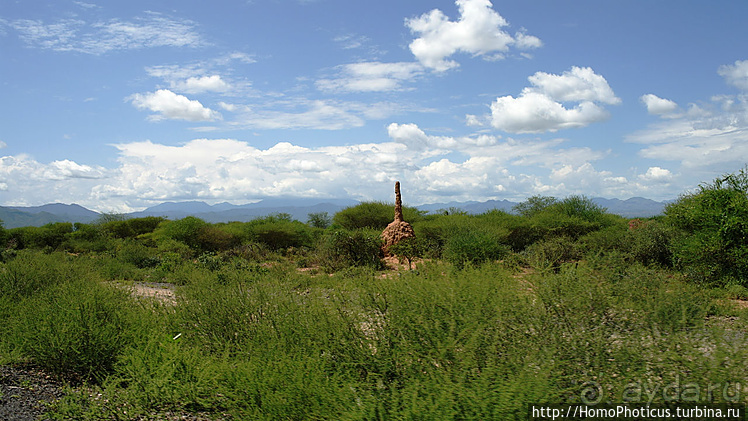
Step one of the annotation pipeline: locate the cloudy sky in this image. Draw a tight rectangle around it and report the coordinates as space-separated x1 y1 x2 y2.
2 0 748 212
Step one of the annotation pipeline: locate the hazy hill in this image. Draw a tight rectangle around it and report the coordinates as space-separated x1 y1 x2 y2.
1 197 668 229
1 204 100 228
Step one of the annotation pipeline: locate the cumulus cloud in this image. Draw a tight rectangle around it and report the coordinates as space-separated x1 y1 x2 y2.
316 62 424 93
528 67 621 105
718 60 748 91
485 67 619 133
6 13 205 54
2 121 682 211
406 0 541 71
129 89 221 122
0 154 109 206
638 166 673 183
640 94 679 116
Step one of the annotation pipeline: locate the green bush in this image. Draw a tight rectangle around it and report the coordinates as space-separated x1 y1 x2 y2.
626 219 677 267
333 201 424 230
246 215 317 251
159 217 209 250
512 195 558 218
117 239 161 269
0 251 88 299
524 236 581 272
316 229 384 272
9 223 74 250
16 276 134 382
443 229 509 269
102 216 165 239
665 167 748 285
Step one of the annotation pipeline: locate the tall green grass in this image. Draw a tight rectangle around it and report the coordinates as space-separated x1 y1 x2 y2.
1 249 747 420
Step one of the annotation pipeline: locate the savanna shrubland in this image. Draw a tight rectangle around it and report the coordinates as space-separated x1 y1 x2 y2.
0 171 747 419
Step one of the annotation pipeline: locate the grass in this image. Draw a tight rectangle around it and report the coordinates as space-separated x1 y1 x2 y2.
1 248 747 420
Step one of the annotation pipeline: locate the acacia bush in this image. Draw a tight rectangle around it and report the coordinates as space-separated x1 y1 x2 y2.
315 229 384 272
245 214 318 251
443 229 510 269
665 167 748 285
332 201 425 230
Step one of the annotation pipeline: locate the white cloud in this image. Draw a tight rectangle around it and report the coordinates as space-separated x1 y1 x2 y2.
486 66 618 133
233 99 365 130
406 0 541 71
490 92 610 133
718 60 748 91
627 61 748 173
640 94 679 116
47 160 107 180
0 141 6 149
173 75 231 94
317 62 424 93
0 154 109 206
129 89 221 122
638 166 673 183
528 67 621 105
7 13 205 54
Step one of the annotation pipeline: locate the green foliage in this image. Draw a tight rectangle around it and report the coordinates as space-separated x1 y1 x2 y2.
513 195 558 218
316 229 384 272
10 265 135 382
102 216 165 239
550 195 609 224
158 216 209 250
8 222 74 250
333 201 425 230
665 167 748 285
388 236 424 269
443 229 509 269
307 211 332 229
524 236 581 272
246 215 317 251
116 239 161 269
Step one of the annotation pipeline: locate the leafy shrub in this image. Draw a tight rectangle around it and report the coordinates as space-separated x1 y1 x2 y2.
665 167 748 285
333 201 424 230
246 215 317 251
17 276 134 382
388 236 424 269
103 216 165 239
117 239 161 269
550 195 609 224
626 219 677 267
316 229 384 272
159 217 209 250
524 236 581 272
8 223 74 250
197 224 240 252
512 195 558 218
443 229 509 269
0 251 90 299
307 212 332 229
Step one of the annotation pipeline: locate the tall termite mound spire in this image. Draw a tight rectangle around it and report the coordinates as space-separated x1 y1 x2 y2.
394 181 404 222
381 181 415 256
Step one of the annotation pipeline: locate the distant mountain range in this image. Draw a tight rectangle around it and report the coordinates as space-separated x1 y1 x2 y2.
0 197 669 229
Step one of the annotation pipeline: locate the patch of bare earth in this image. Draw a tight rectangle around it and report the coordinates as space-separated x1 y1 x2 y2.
119 282 177 305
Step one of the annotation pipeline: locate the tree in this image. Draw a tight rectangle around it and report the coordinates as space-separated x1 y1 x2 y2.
513 196 557 218
307 212 332 229
389 236 423 270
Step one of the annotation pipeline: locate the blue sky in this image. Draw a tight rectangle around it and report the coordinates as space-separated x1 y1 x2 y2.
1 0 748 212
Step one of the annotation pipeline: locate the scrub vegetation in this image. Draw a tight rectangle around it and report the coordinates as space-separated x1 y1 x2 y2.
1 169 748 420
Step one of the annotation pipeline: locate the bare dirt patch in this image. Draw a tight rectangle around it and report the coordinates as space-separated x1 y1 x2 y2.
119 282 177 305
